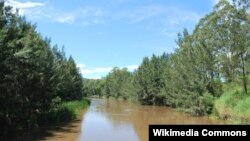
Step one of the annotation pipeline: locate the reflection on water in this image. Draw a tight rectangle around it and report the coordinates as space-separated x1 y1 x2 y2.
78 99 224 141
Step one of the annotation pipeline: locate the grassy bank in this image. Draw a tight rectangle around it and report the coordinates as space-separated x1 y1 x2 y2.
214 84 250 124
40 98 90 124
0 98 90 140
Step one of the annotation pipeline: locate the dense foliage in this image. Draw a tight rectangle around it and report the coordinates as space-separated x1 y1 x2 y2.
0 2 84 133
84 0 250 122
105 67 134 99
82 78 105 98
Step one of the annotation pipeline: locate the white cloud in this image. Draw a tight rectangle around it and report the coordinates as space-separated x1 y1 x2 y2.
116 5 200 26
157 8 201 38
114 4 201 39
77 64 86 68
80 67 113 75
35 6 101 25
6 0 45 9
6 0 45 15
37 7 106 25
161 28 177 38
126 65 138 71
117 5 165 24
167 8 201 26
5 0 106 26
50 7 105 25
77 64 138 79
5 1 200 28
55 15 75 24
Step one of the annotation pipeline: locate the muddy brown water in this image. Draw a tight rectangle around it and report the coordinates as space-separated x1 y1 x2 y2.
77 99 225 141
2 98 224 141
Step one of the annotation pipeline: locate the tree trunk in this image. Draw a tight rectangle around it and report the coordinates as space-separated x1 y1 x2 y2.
240 52 247 94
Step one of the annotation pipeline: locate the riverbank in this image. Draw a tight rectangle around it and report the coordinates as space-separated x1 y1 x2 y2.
41 108 88 141
106 95 250 124
214 84 250 124
0 98 90 141
40 98 90 124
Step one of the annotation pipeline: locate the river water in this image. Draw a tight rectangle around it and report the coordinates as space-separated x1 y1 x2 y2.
77 99 224 141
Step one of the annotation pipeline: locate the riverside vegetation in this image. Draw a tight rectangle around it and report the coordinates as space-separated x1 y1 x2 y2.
1 0 250 136
0 2 89 135
83 0 250 124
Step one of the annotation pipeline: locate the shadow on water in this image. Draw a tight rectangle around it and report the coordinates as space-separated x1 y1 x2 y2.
0 109 88 141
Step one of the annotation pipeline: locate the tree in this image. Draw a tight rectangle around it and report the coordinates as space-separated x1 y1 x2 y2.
0 1 84 132
52 47 83 101
133 55 166 105
193 0 250 94
232 0 250 94
104 67 134 100
82 79 105 97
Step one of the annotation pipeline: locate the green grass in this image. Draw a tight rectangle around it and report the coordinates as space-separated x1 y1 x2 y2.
233 97 250 124
214 85 250 124
39 98 90 124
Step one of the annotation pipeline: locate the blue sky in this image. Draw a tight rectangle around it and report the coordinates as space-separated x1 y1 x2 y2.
6 0 220 79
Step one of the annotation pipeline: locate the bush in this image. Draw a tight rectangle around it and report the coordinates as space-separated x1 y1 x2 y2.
233 97 250 124
39 98 90 124
214 88 250 124
202 93 215 115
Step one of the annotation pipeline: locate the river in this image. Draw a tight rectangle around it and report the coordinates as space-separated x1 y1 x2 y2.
0 99 224 141
77 98 224 141
3 98 224 141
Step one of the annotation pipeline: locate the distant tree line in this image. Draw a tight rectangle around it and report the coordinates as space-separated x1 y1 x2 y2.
84 0 250 116
0 2 83 132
